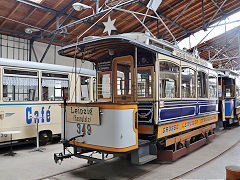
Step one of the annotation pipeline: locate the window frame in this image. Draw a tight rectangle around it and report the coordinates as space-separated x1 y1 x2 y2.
208 74 218 99
80 75 92 102
97 71 112 100
41 71 69 101
2 68 39 102
181 66 197 99
159 59 181 100
197 68 209 99
137 66 154 100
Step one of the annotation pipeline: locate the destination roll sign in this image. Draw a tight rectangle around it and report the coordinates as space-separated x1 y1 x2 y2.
66 106 100 125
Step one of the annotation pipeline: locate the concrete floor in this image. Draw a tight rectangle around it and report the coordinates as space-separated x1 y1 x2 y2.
1 126 240 180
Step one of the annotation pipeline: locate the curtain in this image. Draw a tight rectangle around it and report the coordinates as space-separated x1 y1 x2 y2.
3 76 38 87
42 79 68 88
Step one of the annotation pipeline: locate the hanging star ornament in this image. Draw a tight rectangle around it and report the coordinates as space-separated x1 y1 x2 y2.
102 16 117 36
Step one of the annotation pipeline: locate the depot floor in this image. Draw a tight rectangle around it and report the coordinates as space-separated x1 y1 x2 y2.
1 127 240 180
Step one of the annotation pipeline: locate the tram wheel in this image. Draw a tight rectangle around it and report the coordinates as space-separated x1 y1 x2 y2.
185 139 190 148
199 134 204 139
205 132 208 140
190 136 196 143
39 131 52 146
177 142 183 150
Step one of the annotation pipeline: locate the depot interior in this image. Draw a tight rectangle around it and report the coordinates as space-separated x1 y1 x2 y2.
1 0 240 179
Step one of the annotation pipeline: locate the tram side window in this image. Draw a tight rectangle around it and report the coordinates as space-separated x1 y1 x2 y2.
3 70 38 101
209 76 217 98
181 67 196 98
98 72 111 99
159 61 180 98
137 67 153 98
81 76 90 101
197 71 208 98
42 73 69 101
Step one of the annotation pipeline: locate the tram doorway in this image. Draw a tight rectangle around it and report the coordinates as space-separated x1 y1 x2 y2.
113 55 134 103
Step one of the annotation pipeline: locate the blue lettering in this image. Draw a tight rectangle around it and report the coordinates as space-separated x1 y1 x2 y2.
26 106 51 124
34 111 39 123
46 106 51 122
41 107 44 123
26 107 32 124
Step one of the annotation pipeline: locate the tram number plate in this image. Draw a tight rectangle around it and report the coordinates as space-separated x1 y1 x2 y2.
77 123 92 136
66 106 100 125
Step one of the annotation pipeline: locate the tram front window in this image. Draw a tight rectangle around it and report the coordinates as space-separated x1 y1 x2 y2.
159 61 180 98
116 62 131 95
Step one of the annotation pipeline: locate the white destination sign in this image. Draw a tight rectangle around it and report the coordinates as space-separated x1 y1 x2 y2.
66 106 100 125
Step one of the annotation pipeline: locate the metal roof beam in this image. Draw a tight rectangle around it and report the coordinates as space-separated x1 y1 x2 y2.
0 28 70 45
130 1 188 34
202 0 206 30
159 0 194 38
210 0 225 15
16 0 58 14
41 0 78 30
55 0 138 32
40 10 76 63
206 0 227 28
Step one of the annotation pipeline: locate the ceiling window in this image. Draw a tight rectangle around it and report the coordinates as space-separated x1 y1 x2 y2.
29 0 43 3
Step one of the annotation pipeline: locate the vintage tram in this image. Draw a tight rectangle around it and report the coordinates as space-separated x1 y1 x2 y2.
217 69 240 127
0 58 95 146
54 33 218 165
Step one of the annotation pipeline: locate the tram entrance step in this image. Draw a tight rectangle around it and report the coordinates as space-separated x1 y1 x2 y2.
131 141 157 165
138 155 157 165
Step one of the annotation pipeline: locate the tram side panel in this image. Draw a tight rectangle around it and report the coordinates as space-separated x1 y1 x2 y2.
0 104 61 143
61 103 138 153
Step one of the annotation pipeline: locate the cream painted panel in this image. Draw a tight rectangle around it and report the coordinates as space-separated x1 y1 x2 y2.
0 104 61 142
65 109 136 149
181 61 197 70
158 53 180 65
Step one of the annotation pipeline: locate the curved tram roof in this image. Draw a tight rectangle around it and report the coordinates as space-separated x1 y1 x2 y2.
59 33 212 69
0 58 95 76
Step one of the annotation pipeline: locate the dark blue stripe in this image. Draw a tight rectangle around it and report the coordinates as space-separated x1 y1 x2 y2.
200 105 216 113
160 107 195 120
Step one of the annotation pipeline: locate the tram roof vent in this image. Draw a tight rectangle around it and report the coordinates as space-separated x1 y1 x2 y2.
120 32 149 44
83 36 100 42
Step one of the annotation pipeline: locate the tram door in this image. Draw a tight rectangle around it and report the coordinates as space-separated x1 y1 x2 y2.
113 55 134 103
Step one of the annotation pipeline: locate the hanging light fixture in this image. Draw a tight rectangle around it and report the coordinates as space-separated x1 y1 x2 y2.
72 2 94 14
24 28 39 34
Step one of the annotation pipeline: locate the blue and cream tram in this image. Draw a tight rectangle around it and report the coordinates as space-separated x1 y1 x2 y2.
54 33 218 165
217 69 240 126
0 58 95 146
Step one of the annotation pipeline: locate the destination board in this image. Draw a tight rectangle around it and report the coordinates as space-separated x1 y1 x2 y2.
66 106 100 125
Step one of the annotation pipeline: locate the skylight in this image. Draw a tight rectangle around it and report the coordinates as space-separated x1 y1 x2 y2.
29 0 43 3
178 11 240 50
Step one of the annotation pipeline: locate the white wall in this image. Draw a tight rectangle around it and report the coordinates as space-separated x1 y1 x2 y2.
32 42 93 70
0 34 93 70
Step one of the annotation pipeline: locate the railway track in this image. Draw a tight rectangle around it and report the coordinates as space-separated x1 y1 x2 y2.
37 128 239 180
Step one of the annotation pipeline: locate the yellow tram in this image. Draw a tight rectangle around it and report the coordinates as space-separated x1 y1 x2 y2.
54 33 218 165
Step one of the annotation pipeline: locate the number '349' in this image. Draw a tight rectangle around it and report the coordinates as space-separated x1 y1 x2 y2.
77 123 92 136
